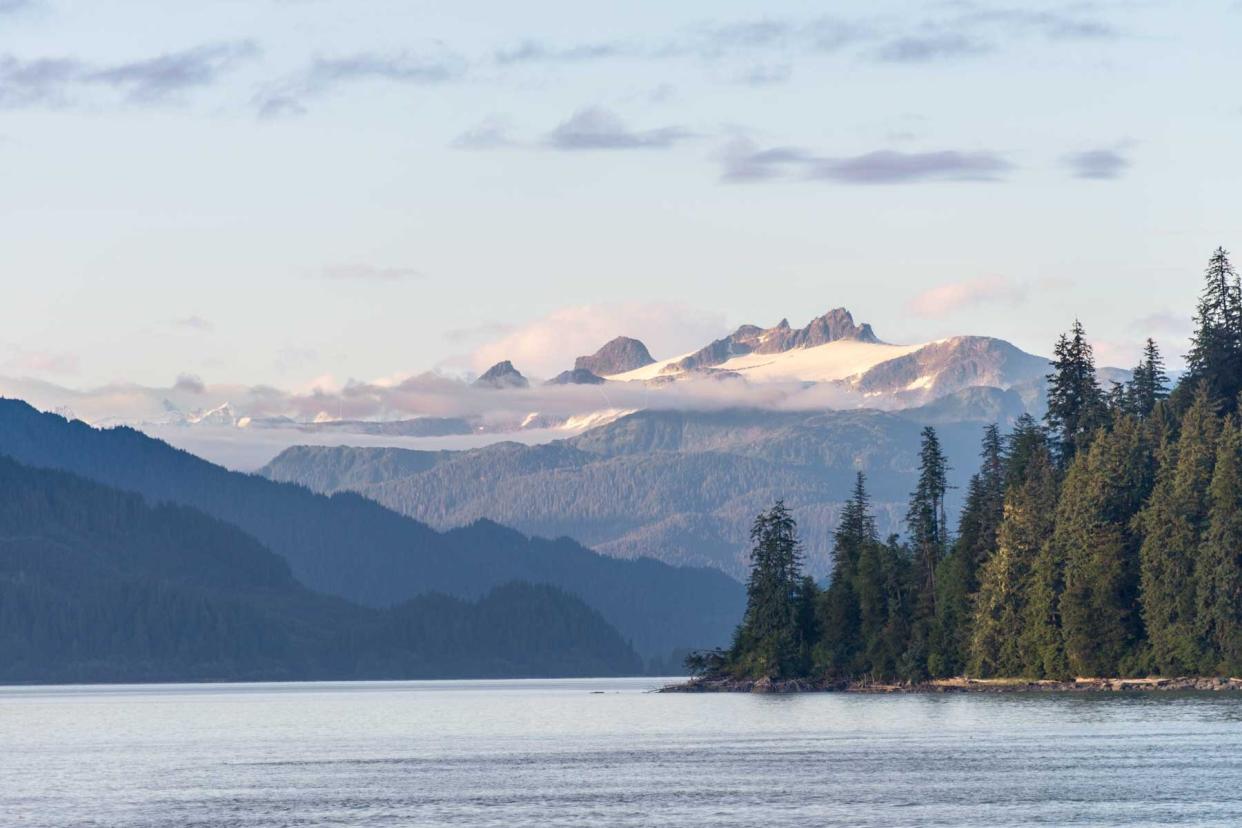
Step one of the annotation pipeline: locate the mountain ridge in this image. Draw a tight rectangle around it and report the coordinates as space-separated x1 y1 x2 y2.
0 398 744 659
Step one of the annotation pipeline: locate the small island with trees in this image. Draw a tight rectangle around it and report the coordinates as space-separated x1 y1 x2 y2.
670 248 1242 693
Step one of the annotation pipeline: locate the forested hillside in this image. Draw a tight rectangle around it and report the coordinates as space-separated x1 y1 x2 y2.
702 248 1242 682
0 456 642 682
262 401 1007 578
0 402 743 660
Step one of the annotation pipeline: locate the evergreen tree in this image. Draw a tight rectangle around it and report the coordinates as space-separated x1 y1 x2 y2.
905 426 949 679
1005 414 1049 487
815 473 874 676
1183 248 1242 412
1044 320 1107 464
1139 385 1219 674
933 425 1005 677
1197 415 1242 674
731 502 805 678
1127 338 1170 417
1057 417 1152 677
970 443 1057 677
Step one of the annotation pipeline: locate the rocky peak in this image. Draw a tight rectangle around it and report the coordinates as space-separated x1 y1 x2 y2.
473 360 529 389
574 336 655 376
546 368 606 386
664 308 880 374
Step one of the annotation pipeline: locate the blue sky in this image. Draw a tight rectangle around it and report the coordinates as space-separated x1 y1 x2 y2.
1 0 1239 389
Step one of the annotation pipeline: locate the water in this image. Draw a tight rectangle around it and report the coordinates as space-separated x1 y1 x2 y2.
2 678 1241 827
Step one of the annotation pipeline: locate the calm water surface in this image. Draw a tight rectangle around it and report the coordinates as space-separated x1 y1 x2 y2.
2 678 1241 827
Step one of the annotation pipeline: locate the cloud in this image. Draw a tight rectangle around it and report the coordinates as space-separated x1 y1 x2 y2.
255 94 306 119
907 275 1027 318
1063 148 1129 180
874 33 990 63
0 0 36 13
486 7 1121 78
719 139 814 181
318 264 423 281
174 373 206 394
173 315 214 332
466 303 728 377
953 6 1119 41
255 47 466 117
545 107 690 151
0 41 258 108
88 41 259 103
451 115 516 150
494 39 629 65
812 149 1012 183
720 140 1012 184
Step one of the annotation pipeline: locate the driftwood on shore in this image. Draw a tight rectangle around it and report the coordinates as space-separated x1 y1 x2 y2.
661 675 1242 694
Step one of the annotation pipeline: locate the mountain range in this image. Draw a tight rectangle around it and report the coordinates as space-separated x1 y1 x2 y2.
0 454 642 682
0 398 743 663
0 309 1094 463
261 399 1029 580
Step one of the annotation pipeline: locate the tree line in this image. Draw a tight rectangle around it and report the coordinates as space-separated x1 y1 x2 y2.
696 247 1242 682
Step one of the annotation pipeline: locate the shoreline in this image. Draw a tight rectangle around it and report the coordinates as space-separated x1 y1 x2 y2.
661 675 1242 694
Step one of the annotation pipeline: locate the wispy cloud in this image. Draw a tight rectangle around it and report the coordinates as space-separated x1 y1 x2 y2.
0 41 258 108
319 264 423 281
874 33 990 63
0 0 37 14
452 115 516 150
907 275 1027 318
494 39 629 65
488 6 1122 74
545 107 690 151
256 47 466 117
813 149 1012 183
1063 148 1129 180
720 139 1012 184
954 6 1120 41
720 139 814 181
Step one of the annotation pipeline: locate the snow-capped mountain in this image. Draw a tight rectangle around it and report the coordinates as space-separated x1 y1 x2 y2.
578 308 1053 406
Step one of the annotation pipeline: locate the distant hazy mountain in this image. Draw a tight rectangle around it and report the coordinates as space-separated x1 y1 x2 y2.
0 455 643 682
0 398 743 660
474 360 530 389
546 368 606 386
262 403 1010 580
574 336 655 375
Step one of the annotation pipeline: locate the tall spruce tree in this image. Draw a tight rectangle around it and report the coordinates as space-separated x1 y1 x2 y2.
1045 320 1107 464
905 426 949 679
1127 338 1170 417
731 501 805 678
1183 248 1242 412
1197 415 1242 674
815 473 874 676
1138 385 1219 674
932 425 1005 677
1005 414 1048 486
970 441 1058 677
1056 416 1152 677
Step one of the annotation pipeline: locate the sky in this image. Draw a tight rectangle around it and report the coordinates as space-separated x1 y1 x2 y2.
1 0 1240 392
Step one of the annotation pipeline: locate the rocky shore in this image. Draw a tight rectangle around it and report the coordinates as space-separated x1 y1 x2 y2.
661 675 1242 694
